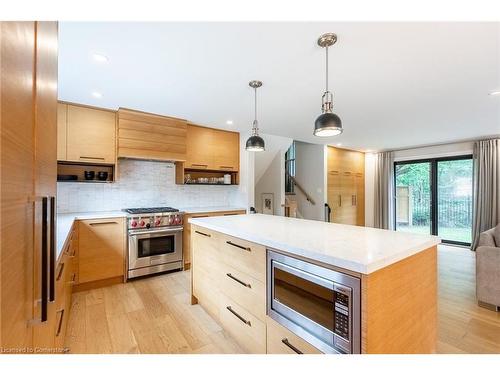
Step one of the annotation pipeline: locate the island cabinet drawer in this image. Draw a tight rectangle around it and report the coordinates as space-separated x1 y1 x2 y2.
192 265 221 321
219 294 266 354
218 264 266 321
266 317 322 354
219 234 266 283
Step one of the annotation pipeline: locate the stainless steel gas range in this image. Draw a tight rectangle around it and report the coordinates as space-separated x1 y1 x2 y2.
123 207 184 279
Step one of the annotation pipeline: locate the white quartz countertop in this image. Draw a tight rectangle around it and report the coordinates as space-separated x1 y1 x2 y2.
180 206 247 214
56 211 126 258
189 214 441 274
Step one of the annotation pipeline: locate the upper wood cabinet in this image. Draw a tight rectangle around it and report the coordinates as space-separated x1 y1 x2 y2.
117 108 187 161
57 103 117 164
186 124 239 171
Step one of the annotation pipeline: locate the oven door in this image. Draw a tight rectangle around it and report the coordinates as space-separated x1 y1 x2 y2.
128 227 183 270
267 250 361 354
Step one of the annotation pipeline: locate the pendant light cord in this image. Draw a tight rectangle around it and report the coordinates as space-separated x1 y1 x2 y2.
325 46 329 93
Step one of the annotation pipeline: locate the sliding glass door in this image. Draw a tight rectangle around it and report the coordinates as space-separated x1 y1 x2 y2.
395 155 473 245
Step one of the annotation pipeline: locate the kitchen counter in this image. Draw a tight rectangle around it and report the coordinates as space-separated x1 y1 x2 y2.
180 206 247 214
57 211 126 258
189 213 440 274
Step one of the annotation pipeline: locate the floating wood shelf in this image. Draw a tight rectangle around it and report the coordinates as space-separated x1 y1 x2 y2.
57 161 115 183
175 162 239 185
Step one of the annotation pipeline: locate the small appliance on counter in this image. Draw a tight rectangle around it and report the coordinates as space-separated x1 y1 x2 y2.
123 206 184 279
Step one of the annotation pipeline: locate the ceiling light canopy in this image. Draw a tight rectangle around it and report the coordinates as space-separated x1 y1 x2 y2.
93 53 109 63
246 80 265 152
314 33 343 138
92 91 103 98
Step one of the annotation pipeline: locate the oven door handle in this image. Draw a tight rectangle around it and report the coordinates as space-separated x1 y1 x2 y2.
129 227 183 236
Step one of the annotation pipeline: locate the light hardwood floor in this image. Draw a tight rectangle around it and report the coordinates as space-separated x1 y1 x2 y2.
64 245 500 354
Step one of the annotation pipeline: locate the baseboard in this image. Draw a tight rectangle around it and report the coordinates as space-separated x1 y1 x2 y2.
72 276 124 293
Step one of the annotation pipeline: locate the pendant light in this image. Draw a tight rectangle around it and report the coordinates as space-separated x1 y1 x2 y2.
314 33 343 137
245 80 265 152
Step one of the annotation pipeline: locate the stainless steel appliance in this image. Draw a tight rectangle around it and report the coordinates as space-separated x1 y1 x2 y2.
267 250 361 354
124 207 184 279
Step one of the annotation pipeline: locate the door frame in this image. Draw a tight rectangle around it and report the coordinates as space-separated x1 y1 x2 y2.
393 154 473 246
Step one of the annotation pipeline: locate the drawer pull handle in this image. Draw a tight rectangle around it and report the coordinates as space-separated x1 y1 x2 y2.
281 338 303 354
226 273 251 289
79 156 105 160
226 241 251 252
195 230 211 237
226 306 251 326
220 166 233 169
56 262 65 281
89 221 118 226
191 164 208 168
55 309 65 337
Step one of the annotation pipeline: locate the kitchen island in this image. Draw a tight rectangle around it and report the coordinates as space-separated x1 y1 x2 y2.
189 214 441 354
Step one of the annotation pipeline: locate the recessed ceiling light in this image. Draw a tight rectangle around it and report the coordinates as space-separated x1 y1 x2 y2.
226 120 233 125
92 91 103 98
489 90 500 96
336 143 342 146
365 149 373 153
92 53 109 63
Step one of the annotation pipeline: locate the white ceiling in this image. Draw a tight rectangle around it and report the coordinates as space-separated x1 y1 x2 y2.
58 22 500 151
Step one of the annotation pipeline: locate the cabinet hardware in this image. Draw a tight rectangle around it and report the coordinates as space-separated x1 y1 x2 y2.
226 306 251 326
89 221 118 226
223 213 238 216
226 273 251 288
49 196 56 302
40 197 49 323
193 215 209 218
226 241 251 252
191 164 208 168
219 166 233 169
79 156 105 160
56 262 65 281
195 230 211 237
55 309 65 337
281 338 303 354
69 273 76 285
338 195 342 207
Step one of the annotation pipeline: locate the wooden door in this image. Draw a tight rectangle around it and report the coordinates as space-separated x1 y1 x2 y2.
212 129 239 171
66 104 116 164
57 103 67 161
0 21 36 351
186 124 214 169
32 21 59 351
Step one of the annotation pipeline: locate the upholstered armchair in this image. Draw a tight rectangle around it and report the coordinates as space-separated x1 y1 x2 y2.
476 224 500 311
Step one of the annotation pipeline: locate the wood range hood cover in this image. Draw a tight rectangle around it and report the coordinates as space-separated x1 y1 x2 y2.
117 107 188 162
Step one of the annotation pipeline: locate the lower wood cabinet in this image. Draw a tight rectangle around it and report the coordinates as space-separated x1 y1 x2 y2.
78 218 125 284
266 317 322 354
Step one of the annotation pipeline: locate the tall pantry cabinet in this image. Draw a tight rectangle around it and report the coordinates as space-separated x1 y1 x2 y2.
0 22 58 352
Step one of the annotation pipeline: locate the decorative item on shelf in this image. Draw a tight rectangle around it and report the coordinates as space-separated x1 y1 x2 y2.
97 171 108 181
184 173 191 184
84 170 95 180
314 33 343 137
262 193 274 215
57 174 78 181
245 80 265 152
224 174 232 184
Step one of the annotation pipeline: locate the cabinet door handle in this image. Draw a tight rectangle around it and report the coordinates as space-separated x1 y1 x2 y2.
226 306 251 326
219 166 233 169
55 309 65 337
56 262 65 281
281 338 303 354
40 197 49 322
79 156 105 160
226 273 251 288
191 164 208 168
226 241 251 252
69 273 77 285
49 196 56 302
195 230 211 237
89 221 118 226
193 215 209 218
338 195 342 207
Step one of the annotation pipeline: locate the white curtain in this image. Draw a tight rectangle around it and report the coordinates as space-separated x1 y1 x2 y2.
472 139 500 250
374 151 395 230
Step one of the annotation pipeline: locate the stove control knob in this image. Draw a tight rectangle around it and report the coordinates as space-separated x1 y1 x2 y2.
131 220 138 228
174 215 181 225
168 216 174 225
146 223 151 229
155 219 161 226
139 220 145 227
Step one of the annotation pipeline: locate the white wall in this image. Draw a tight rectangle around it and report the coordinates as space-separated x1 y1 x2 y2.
294 141 327 221
57 158 247 213
254 151 284 215
230 130 255 209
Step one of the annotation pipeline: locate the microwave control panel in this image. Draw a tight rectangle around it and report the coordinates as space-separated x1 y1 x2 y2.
333 284 352 353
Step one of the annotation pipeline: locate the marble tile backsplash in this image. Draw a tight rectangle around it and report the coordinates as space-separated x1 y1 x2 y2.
56 159 239 213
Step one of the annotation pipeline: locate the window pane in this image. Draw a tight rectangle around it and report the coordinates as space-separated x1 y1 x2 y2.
437 159 473 244
395 162 432 235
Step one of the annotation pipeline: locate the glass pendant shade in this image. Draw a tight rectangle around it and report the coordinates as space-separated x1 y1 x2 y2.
314 112 343 137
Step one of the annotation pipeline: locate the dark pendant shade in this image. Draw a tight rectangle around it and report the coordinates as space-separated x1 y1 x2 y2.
314 112 343 137
245 135 265 151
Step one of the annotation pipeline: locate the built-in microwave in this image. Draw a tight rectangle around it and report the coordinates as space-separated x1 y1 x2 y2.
267 250 361 354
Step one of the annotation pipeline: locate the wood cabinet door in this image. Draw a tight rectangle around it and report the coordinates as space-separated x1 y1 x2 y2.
186 124 214 169
57 103 67 161
212 129 239 171
66 105 116 164
78 218 125 284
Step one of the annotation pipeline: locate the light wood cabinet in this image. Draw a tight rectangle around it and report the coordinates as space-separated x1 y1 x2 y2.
78 218 125 284
266 317 322 354
185 124 239 171
117 108 187 161
63 104 117 164
183 210 246 268
57 103 68 160
327 146 365 226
